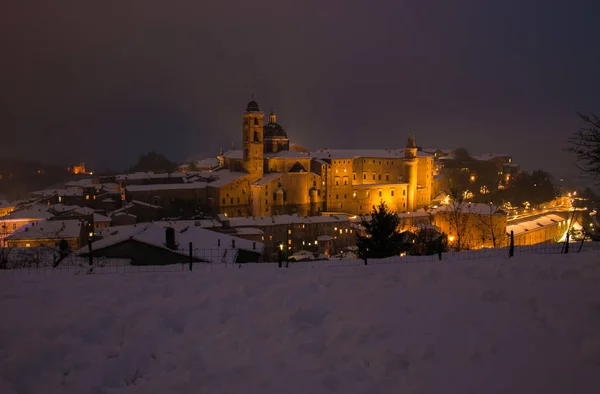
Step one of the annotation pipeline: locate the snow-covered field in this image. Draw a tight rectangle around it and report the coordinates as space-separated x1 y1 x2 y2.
1 251 600 394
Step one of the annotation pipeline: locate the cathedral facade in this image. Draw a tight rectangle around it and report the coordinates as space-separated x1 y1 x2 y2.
212 100 433 217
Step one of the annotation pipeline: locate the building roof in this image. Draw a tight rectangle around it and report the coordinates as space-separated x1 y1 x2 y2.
3 206 53 220
225 213 350 227
222 150 243 160
6 219 82 241
93 213 111 223
125 183 207 192
31 188 83 197
131 200 164 209
64 178 95 188
310 149 404 159
253 173 283 187
204 170 247 187
78 223 263 263
245 100 261 112
431 202 505 216
288 162 308 173
264 151 309 159
263 122 288 139
49 204 80 214
235 227 264 235
115 172 187 182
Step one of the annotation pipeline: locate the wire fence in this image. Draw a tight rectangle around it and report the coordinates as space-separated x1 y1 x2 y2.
1 240 599 276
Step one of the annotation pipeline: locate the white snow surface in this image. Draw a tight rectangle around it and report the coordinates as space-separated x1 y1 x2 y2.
2 252 600 394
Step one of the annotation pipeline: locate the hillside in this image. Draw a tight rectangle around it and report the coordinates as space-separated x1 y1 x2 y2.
1 252 600 394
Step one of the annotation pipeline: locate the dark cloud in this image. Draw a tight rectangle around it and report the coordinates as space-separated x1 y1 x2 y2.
1 0 599 176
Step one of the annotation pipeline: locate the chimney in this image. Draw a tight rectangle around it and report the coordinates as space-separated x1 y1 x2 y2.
165 227 177 250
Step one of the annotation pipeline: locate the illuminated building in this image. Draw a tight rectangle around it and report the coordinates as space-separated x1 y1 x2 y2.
213 99 434 217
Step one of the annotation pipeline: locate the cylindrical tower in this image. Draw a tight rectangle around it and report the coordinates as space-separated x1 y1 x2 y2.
404 134 418 212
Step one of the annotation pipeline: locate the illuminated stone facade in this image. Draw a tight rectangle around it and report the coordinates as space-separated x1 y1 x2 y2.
214 100 434 217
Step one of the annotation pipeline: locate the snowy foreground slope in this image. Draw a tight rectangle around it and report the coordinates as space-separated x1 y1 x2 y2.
1 253 600 394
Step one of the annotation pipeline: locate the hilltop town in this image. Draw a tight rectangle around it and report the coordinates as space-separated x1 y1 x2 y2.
0 100 598 266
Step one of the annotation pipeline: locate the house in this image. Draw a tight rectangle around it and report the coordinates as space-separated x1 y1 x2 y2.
5 219 85 250
77 223 264 265
216 213 356 260
1 206 54 243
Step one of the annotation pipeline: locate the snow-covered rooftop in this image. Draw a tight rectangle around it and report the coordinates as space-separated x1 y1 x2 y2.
204 170 247 187
431 203 505 216
6 219 82 240
30 188 83 197
226 214 350 227
125 183 207 192
506 214 568 236
253 173 283 187
3 206 53 220
79 223 263 262
115 172 187 181
264 151 310 159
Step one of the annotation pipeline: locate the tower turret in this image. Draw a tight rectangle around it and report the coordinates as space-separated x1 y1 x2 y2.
242 99 264 181
404 134 418 211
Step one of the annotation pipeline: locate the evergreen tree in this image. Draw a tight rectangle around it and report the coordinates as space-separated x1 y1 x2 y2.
356 202 404 259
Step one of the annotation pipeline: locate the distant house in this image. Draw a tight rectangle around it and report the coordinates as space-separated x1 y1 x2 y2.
5 220 85 250
77 223 264 265
0 200 15 217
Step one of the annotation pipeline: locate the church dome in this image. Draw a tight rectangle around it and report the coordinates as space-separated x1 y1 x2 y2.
263 122 288 139
246 100 260 112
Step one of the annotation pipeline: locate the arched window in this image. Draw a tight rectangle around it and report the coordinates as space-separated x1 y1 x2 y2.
254 131 260 142
254 118 259 125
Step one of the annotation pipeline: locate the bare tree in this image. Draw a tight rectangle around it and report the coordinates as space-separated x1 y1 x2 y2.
474 204 505 248
0 219 14 269
445 187 473 251
567 113 600 180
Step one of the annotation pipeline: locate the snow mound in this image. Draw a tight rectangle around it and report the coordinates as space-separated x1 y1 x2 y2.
1 251 600 394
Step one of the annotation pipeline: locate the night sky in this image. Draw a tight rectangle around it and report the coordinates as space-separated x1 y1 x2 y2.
2 1 599 177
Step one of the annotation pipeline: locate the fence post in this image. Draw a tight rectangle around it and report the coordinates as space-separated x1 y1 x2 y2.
578 237 585 253
438 237 443 261
189 242 193 271
565 232 570 254
509 230 514 258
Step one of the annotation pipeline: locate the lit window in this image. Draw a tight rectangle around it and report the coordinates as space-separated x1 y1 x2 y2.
25 243 30 248
334 227 337 231
269 235 273 240
288 239 291 245
86 195 90 200
339 229 343 234
288 229 291 235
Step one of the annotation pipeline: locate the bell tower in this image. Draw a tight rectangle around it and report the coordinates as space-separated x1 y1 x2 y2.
242 99 264 181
